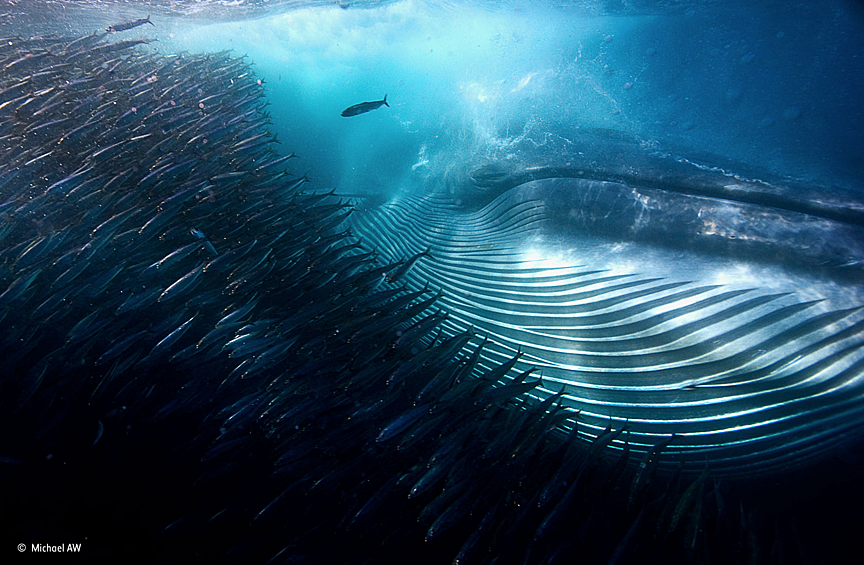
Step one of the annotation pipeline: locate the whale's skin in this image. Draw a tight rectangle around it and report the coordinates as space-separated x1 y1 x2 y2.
351 140 864 477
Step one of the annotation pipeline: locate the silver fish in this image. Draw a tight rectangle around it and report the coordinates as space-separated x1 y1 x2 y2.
341 94 389 117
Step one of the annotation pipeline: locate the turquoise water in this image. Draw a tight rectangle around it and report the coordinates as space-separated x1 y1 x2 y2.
145 0 864 197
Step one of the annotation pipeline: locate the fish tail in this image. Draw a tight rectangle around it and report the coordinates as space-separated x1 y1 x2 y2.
383 94 389 107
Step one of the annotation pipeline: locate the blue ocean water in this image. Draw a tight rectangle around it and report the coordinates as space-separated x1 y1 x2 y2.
141 0 864 197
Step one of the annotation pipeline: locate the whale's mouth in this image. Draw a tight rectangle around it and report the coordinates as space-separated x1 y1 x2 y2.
462 169 864 277
446 129 864 277
350 138 864 476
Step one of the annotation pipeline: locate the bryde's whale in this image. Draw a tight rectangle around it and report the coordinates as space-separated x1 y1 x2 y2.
351 129 864 477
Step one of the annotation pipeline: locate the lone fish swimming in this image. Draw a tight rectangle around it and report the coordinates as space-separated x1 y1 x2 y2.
341 95 389 117
106 15 155 33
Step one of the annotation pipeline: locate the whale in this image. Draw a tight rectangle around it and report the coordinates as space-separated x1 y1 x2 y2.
350 130 864 477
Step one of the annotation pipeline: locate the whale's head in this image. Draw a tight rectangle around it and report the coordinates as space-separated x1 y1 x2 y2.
353 129 864 476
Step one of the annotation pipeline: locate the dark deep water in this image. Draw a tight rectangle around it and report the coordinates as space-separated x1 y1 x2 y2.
1 1 864 564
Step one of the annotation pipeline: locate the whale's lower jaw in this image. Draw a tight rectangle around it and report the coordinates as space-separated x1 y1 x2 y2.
456 164 864 276
351 187 864 476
